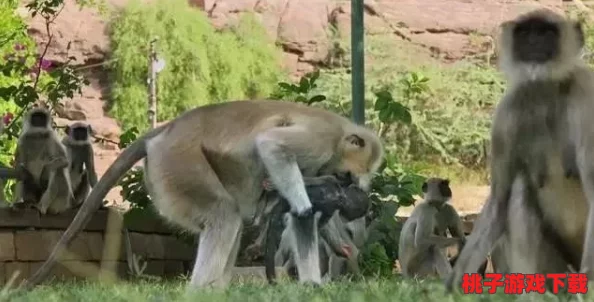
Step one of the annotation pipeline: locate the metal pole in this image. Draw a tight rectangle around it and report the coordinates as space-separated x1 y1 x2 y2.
351 0 365 125
148 38 158 129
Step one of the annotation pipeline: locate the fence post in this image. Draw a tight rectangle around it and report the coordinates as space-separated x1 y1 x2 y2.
351 0 365 125
148 38 158 129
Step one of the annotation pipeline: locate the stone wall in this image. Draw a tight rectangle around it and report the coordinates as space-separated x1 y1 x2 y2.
0 208 196 284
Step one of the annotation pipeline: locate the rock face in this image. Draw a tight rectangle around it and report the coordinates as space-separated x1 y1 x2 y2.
20 0 565 207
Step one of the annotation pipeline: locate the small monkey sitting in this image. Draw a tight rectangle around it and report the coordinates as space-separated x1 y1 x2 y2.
398 178 467 279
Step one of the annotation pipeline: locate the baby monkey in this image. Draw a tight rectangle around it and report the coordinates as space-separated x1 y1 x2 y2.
398 178 466 279
262 172 370 284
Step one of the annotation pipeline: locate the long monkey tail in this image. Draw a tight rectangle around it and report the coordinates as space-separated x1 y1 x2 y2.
23 126 167 288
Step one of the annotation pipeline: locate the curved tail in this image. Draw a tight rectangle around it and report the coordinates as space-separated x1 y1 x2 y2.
23 126 166 288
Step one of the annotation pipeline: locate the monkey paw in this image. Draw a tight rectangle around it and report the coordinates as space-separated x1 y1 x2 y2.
262 179 275 192
34 203 48 215
291 205 313 218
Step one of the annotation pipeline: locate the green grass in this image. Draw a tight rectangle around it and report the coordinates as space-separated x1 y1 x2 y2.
3 278 589 302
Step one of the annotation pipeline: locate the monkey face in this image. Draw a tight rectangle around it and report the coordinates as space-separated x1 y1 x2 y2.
340 133 382 192
29 111 49 128
71 126 89 141
422 178 452 203
512 17 560 64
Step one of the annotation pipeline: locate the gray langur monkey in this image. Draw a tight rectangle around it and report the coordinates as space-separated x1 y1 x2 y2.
447 9 594 291
262 172 370 284
13 108 74 215
398 178 466 279
62 122 98 208
274 210 363 281
25 100 384 289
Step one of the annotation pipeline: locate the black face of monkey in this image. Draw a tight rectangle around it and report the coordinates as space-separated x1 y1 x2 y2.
512 17 560 63
71 126 89 141
30 111 49 128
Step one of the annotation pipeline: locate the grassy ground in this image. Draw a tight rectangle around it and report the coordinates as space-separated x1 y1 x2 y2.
2 278 589 302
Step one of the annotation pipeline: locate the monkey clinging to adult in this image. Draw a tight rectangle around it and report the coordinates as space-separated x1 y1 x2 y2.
13 108 74 215
62 122 98 208
25 100 384 289
447 9 594 291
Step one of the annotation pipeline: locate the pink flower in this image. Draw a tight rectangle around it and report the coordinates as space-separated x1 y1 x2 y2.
3 113 14 125
13 43 25 51
39 58 52 71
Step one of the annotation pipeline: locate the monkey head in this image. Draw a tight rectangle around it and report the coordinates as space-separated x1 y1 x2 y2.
337 127 384 193
498 8 584 82
65 122 93 144
421 178 452 204
22 108 52 134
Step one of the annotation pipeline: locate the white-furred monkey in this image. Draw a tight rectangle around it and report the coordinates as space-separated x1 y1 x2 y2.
447 9 594 291
25 100 384 289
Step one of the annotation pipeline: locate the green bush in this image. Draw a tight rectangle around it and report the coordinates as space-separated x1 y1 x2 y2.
311 35 505 179
107 0 284 132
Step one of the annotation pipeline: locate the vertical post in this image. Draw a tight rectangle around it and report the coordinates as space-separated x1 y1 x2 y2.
351 0 365 125
148 38 158 129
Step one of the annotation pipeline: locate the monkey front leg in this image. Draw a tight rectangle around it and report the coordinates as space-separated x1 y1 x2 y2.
255 129 314 217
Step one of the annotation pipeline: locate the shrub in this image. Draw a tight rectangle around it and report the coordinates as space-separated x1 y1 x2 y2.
107 0 285 132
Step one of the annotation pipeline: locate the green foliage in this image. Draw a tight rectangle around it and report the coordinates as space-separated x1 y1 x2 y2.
107 0 284 132
270 70 327 105
0 0 88 201
314 35 505 175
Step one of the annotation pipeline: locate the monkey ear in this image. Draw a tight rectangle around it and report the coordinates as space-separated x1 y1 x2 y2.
443 179 450 186
345 134 366 148
421 182 428 193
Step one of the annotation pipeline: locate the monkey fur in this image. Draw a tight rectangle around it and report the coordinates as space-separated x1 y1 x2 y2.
262 173 370 284
25 100 384 288
447 9 594 291
273 210 363 282
13 108 74 215
398 178 466 279
62 122 98 208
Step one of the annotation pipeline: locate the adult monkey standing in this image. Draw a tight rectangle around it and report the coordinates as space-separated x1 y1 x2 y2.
25 100 384 288
447 9 594 291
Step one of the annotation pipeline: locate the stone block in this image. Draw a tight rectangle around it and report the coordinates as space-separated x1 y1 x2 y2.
38 208 109 231
0 262 5 285
0 232 15 261
15 230 104 261
6 262 30 284
162 235 195 261
143 260 165 276
163 260 186 277
127 233 165 260
0 208 40 228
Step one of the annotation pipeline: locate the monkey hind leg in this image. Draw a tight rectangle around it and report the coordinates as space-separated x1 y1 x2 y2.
287 211 322 285
39 170 73 215
189 209 243 288
72 176 90 208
